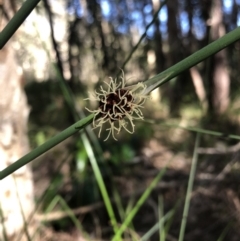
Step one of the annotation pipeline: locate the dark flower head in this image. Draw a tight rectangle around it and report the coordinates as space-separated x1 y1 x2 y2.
85 71 148 140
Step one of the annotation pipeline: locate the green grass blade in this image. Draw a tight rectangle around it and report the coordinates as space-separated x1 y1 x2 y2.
0 114 94 180
58 197 85 235
43 195 89 239
158 195 165 241
163 200 179 238
217 223 231 241
112 187 136 240
112 165 168 241
140 208 175 241
113 187 125 221
146 119 240 140
0 0 41 48
82 137 118 234
162 123 240 140
178 133 200 241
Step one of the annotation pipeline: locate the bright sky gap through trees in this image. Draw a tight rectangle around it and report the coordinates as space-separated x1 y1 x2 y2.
66 0 240 41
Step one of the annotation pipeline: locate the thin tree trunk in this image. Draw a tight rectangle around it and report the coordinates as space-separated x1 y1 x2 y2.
190 67 208 111
0 2 34 238
152 0 165 74
166 0 183 116
208 0 230 114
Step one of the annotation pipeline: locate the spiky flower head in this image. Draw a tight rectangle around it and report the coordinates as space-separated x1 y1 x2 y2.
85 71 148 141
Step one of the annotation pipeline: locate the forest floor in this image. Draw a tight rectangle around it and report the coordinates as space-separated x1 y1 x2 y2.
32 125 240 241
26 82 240 241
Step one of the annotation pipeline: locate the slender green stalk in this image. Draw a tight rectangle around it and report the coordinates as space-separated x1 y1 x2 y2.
217 223 231 241
0 0 41 49
0 114 94 180
44 195 89 239
178 134 200 241
112 165 168 241
144 27 240 94
158 196 165 241
159 122 240 140
140 208 175 241
144 119 240 140
82 137 118 234
113 187 126 223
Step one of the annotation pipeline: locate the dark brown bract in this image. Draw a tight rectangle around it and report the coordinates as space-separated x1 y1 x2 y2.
99 89 133 122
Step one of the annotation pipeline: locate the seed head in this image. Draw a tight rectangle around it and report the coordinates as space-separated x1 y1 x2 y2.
85 71 148 141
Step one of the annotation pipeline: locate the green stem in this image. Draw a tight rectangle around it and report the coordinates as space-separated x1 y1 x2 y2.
0 0 41 49
82 137 118 233
0 114 94 180
178 133 200 241
155 122 240 140
144 26 240 94
112 166 168 241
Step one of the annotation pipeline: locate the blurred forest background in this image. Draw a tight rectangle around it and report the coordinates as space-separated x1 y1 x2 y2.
2 0 240 240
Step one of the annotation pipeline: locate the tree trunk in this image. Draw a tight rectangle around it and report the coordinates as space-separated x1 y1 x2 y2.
152 0 165 74
166 0 183 116
0 21 34 241
190 67 208 111
208 0 230 115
